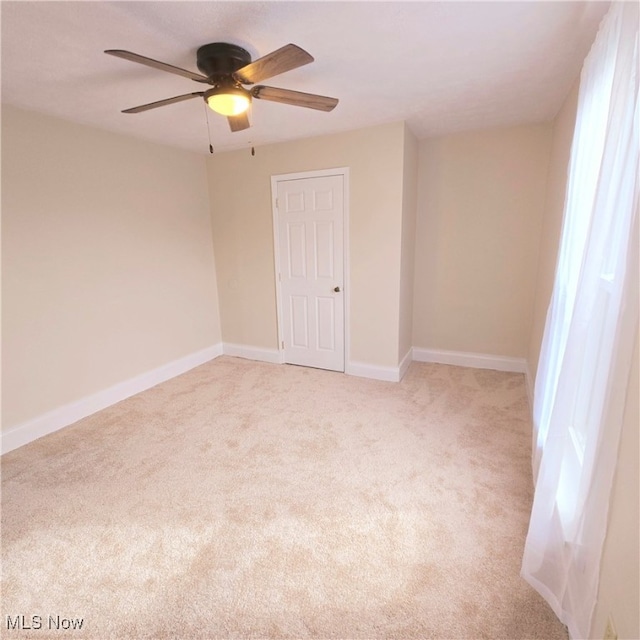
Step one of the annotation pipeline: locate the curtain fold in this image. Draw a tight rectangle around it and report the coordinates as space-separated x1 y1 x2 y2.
522 3 639 638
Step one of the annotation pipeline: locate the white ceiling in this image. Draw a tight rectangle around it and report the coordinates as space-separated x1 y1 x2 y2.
1 1 609 155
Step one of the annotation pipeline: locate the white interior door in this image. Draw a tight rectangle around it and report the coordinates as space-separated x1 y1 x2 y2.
275 174 344 372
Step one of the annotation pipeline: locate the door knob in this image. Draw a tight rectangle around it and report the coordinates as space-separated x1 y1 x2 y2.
334 286 341 292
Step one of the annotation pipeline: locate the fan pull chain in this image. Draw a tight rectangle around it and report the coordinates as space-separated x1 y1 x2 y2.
203 102 214 154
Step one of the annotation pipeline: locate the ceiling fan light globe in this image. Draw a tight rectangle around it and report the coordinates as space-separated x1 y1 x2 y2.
206 92 250 116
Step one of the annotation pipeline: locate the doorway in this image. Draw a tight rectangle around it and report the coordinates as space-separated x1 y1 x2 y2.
272 168 348 372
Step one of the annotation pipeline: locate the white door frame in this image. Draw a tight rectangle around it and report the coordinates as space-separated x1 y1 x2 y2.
271 167 350 369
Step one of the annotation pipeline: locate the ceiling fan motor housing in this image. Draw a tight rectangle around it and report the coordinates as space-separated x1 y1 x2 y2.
196 43 252 81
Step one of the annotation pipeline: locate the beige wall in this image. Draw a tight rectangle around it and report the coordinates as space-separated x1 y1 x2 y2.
527 80 579 379
2 106 221 430
208 120 557 369
398 123 418 362
413 124 552 358
206 122 407 369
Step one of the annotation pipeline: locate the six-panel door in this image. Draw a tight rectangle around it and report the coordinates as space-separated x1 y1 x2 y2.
276 174 344 372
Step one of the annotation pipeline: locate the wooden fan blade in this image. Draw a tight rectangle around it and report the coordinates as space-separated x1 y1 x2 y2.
233 44 313 85
251 86 338 112
121 92 204 114
105 50 210 83
227 112 251 132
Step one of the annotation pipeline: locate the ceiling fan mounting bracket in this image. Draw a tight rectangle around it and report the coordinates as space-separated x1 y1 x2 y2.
196 43 251 79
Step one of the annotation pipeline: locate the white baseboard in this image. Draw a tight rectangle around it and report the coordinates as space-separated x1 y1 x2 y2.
1 344 223 455
222 343 283 364
412 347 527 373
220 344 526 382
398 348 412 381
222 343 402 381
525 362 535 413
346 360 402 383
222 342 408 382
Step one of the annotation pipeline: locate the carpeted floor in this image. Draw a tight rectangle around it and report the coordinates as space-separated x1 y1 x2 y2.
1 356 567 639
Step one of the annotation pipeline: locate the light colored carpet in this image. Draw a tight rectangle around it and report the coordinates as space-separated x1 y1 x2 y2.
1 356 567 639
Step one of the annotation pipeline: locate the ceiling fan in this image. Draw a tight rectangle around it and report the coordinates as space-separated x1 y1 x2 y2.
105 43 339 132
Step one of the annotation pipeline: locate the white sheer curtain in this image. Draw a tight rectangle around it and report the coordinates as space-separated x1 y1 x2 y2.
521 2 639 639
